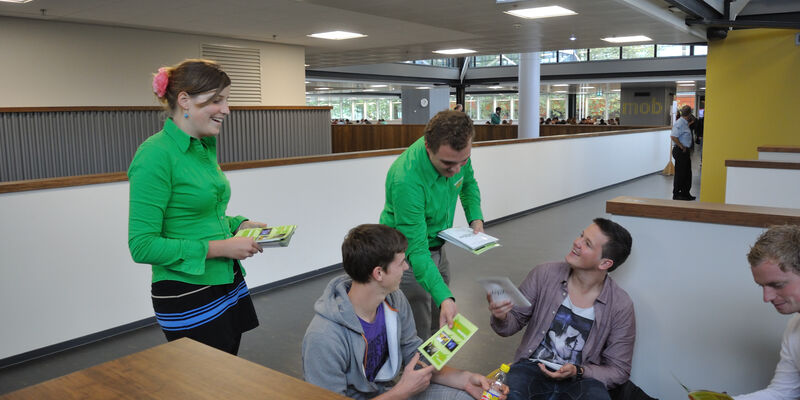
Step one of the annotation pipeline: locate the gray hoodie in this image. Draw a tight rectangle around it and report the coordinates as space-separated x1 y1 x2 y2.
302 275 423 399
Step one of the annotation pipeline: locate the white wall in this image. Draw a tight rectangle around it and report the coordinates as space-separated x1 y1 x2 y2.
0 16 305 107
611 215 788 399
726 166 800 208
0 129 669 360
758 151 800 162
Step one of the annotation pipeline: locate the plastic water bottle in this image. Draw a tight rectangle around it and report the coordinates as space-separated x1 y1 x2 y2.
480 363 510 400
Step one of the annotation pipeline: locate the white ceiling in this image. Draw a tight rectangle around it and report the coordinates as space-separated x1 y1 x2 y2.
0 0 717 68
1 0 792 92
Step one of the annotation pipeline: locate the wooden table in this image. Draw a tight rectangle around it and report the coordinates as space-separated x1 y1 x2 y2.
1 338 348 399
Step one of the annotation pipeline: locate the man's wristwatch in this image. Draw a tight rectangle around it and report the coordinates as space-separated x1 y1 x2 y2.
575 365 584 379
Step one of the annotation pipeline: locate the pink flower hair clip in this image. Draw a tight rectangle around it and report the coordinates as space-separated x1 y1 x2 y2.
152 67 169 98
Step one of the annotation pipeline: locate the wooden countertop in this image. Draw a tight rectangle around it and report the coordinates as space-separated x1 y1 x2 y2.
725 159 800 170
606 196 800 227
0 338 348 400
757 145 800 153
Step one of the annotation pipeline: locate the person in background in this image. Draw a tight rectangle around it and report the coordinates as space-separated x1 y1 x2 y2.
128 59 265 355
454 104 464 112
380 110 484 337
491 107 502 124
671 105 695 200
302 224 506 400
735 225 800 400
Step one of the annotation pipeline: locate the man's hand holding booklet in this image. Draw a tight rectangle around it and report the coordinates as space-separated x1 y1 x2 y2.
437 227 500 255
478 277 531 308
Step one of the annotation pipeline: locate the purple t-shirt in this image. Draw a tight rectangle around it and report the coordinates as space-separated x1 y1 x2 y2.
358 303 389 382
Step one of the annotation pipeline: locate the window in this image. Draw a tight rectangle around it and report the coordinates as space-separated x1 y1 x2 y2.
558 49 588 62
431 58 452 67
657 44 690 57
307 95 400 121
589 47 620 61
622 45 654 59
540 51 557 64
693 45 708 55
502 53 520 66
474 55 501 67
548 93 567 119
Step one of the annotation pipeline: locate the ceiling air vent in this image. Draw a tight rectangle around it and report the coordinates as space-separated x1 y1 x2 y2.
201 44 261 104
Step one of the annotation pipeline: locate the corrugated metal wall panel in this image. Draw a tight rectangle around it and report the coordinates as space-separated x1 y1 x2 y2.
0 109 331 182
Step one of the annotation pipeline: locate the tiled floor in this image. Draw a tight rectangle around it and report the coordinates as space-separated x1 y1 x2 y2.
0 150 702 395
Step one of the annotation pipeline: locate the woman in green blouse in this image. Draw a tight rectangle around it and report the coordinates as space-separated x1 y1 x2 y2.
128 59 265 355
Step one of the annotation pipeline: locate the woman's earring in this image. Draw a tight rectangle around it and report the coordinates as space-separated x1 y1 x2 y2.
184 112 189 119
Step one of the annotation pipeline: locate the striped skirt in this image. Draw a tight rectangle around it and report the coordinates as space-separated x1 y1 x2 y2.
151 263 259 355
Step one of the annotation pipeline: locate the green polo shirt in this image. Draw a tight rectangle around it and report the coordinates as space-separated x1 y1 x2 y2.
128 118 247 285
380 137 483 305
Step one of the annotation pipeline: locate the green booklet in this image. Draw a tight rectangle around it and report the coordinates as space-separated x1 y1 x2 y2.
234 225 297 247
417 314 478 370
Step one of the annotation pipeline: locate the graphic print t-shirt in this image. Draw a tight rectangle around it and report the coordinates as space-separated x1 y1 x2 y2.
358 304 388 382
531 295 595 370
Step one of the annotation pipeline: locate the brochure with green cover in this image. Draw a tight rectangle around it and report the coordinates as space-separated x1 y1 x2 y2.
674 374 733 400
417 314 478 370
437 227 501 255
234 225 297 247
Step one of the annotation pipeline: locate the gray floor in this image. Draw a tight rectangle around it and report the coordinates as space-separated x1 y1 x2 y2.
0 149 701 395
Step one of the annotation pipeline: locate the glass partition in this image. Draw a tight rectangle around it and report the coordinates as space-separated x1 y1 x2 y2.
657 44 690 57
589 47 621 61
622 45 654 59
558 49 588 62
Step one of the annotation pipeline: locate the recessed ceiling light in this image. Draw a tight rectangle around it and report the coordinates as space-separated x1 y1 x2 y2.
612 89 621 91
415 86 431 89
315 87 331 90
304 81 310 84
582 86 595 89
678 84 695 86
362 89 377 92
433 48 476 55
602 35 652 43
569 34 576 41
0 0 34 3
700 87 706 90
308 31 367 40
552 84 569 87
554 90 568 93
370 84 387 88
505 6 577 19
488 86 504 89
304 64 310 67
676 80 695 83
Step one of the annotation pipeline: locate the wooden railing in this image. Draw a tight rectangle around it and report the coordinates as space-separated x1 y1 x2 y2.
331 124 650 153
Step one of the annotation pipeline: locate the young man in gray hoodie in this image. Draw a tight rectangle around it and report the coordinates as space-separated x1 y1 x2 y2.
302 224 505 400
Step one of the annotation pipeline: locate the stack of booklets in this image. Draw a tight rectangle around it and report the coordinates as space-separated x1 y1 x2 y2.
234 225 297 247
437 227 500 255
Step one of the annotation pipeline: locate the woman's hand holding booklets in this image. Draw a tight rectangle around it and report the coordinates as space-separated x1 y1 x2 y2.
234 225 297 247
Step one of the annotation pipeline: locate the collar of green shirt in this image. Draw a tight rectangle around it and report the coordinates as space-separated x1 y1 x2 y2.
162 117 217 153
410 137 448 185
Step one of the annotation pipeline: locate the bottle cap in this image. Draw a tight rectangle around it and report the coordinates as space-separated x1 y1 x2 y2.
500 363 510 373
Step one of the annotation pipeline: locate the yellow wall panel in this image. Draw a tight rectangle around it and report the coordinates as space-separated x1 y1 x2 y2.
702 29 800 202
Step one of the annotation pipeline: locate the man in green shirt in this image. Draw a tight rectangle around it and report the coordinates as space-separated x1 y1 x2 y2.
491 107 502 125
380 110 484 337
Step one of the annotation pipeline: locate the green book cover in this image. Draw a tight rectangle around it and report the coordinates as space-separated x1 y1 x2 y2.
417 314 478 370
